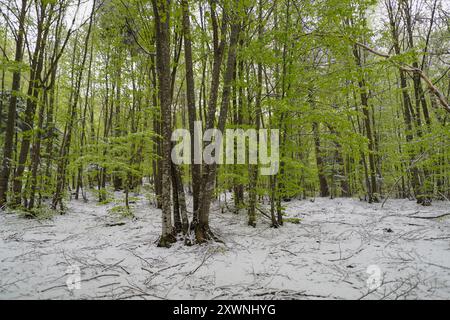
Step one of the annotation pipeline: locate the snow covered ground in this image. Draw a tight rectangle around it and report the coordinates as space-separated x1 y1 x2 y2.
0 194 449 300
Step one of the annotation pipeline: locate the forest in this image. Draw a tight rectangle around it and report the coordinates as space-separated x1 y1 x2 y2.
0 0 449 300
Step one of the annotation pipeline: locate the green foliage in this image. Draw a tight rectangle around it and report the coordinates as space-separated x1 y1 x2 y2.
283 217 302 225
108 205 134 218
16 206 57 220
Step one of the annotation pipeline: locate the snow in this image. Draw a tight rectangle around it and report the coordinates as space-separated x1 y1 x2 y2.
0 194 449 300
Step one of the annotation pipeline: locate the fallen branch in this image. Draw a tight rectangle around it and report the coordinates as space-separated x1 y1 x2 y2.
40 273 120 293
105 222 126 227
280 248 298 256
408 213 450 220
187 251 214 276
255 206 272 221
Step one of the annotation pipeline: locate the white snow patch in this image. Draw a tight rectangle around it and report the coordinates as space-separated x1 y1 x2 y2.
0 195 449 300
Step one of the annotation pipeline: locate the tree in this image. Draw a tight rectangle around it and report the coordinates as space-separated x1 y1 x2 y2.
152 0 176 247
0 0 27 207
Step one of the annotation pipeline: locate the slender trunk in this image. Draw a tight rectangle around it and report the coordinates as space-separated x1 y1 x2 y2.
352 45 379 203
75 33 94 201
52 2 95 210
0 0 27 207
12 2 50 206
181 0 201 219
248 0 264 227
313 122 329 197
152 0 175 247
196 21 241 243
401 0 432 205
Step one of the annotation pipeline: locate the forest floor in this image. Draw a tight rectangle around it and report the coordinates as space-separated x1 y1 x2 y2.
0 192 449 300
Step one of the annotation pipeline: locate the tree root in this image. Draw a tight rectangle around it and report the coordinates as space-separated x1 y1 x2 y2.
189 222 223 244
157 233 177 248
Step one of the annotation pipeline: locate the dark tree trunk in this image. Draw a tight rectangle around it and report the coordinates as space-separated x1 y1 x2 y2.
0 0 27 208
12 2 50 206
313 122 329 198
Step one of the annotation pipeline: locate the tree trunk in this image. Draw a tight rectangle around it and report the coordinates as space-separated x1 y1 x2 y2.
247 0 264 227
12 2 50 206
52 1 95 210
352 45 379 203
0 0 27 208
152 0 176 247
313 122 329 197
196 20 241 243
181 0 201 218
